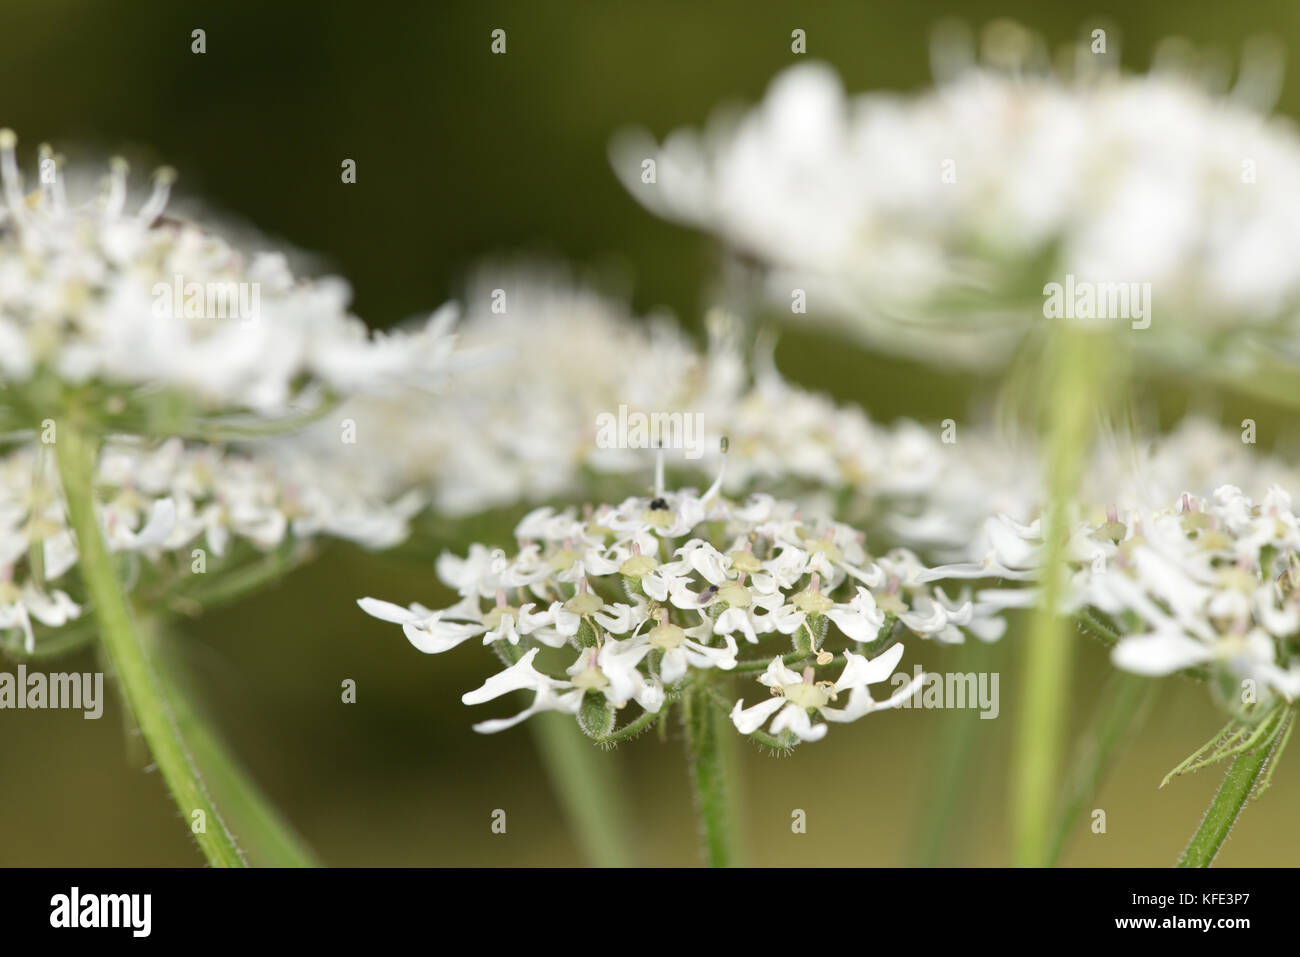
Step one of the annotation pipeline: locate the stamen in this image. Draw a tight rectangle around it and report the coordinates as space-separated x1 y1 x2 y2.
37 144 55 208
137 166 176 223
802 666 816 684
494 588 508 608
104 157 129 218
1106 504 1118 524
702 436 728 503
51 152 66 212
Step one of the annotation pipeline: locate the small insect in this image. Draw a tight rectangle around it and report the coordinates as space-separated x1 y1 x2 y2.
698 584 719 605
649 497 669 511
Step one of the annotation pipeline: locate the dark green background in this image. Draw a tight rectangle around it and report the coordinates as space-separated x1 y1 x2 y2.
2 0 1299 865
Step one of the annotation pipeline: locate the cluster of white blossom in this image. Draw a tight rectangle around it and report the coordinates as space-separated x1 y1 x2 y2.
612 23 1300 368
358 475 1004 743
0 131 461 420
1085 486 1300 707
928 484 1300 709
0 133 480 654
0 434 425 654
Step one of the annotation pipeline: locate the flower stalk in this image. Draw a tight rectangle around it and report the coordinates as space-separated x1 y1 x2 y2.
54 418 247 867
1177 708 1295 867
1011 324 1109 867
683 684 737 867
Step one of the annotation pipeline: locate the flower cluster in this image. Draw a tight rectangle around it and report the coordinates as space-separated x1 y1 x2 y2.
930 484 1300 713
612 24 1300 369
0 131 460 427
359 472 997 744
0 434 424 655
1083 486 1300 711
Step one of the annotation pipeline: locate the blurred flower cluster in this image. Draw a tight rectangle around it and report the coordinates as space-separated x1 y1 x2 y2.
612 21 1300 377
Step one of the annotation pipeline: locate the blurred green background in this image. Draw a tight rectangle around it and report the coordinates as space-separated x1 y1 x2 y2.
3 0 1300 866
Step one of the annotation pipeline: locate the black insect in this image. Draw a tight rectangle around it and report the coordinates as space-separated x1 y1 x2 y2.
649 497 669 510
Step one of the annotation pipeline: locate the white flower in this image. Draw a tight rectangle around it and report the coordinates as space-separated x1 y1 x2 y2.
980 485 1300 708
612 26 1300 370
460 648 585 734
730 643 921 742
359 477 976 739
0 132 462 419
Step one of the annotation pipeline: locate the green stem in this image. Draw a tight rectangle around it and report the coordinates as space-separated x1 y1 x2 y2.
1011 324 1105 867
1176 740 1273 868
54 420 246 867
529 712 636 867
683 685 737 867
150 626 320 866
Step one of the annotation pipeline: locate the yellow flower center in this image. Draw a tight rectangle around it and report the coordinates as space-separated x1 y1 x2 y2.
565 591 604 616
649 622 685 650
548 547 579 571
717 581 751 608
782 682 830 709
619 553 658 577
482 606 517 629
792 589 833 614
571 665 609 691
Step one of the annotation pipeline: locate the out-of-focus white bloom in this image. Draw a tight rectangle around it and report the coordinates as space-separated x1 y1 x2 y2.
291 269 708 514
358 475 986 742
274 267 1037 557
287 270 1300 596
0 131 460 418
612 24 1300 368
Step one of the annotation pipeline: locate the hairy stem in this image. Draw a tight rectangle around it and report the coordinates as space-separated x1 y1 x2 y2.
151 627 319 866
683 685 737 867
1176 739 1273 868
55 420 246 867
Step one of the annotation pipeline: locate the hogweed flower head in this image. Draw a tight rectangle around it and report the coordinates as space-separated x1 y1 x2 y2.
936 483 1300 716
359 457 997 747
612 22 1300 374
1084 485 1300 712
0 130 461 439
